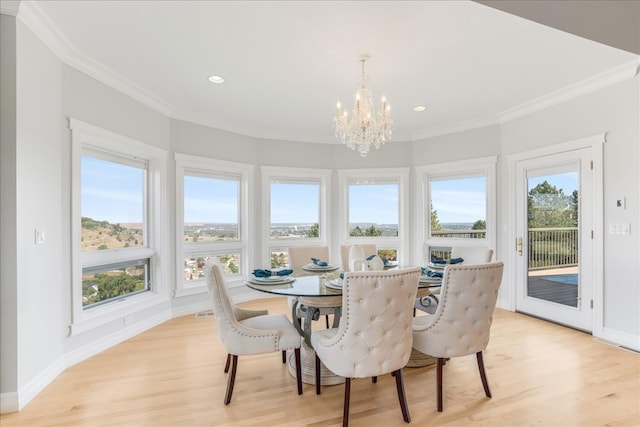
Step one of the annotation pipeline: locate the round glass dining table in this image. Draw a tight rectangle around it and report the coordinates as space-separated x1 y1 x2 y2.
246 266 442 345
246 266 442 385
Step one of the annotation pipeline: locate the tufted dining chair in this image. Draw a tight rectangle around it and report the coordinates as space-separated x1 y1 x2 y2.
412 261 504 411
312 267 421 426
451 246 494 264
340 244 378 271
205 258 303 404
416 246 494 314
287 246 335 328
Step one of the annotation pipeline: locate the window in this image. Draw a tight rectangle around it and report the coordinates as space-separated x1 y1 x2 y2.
80 152 149 308
416 157 496 265
176 154 253 294
347 181 399 237
270 181 320 239
262 167 331 267
338 168 409 263
430 175 487 239
70 119 168 334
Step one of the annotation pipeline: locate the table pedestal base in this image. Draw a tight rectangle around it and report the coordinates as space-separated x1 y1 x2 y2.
288 342 345 386
406 348 436 368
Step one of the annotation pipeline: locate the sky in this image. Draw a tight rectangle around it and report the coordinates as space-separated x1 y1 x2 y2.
84 157 564 225
430 176 486 224
528 172 578 194
81 156 144 224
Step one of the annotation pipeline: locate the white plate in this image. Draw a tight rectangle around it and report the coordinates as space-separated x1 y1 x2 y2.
325 279 343 290
420 275 442 283
250 276 294 285
303 264 338 271
427 262 446 269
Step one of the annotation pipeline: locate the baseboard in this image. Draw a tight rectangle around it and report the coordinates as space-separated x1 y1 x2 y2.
64 310 172 368
0 392 18 414
0 354 66 414
598 327 640 352
0 310 173 415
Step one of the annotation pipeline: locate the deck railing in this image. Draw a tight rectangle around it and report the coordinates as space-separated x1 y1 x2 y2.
429 227 578 271
431 230 486 239
528 227 578 270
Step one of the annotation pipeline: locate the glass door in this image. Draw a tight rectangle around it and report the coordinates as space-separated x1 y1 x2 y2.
515 148 593 331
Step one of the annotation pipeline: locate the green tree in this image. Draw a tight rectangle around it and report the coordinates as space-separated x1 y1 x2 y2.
431 205 442 231
306 223 319 238
228 261 239 274
528 181 577 228
364 225 382 236
94 273 139 302
472 220 486 230
349 226 364 237
97 244 108 250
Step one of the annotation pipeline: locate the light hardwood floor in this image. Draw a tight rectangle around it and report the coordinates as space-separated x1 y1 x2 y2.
2 297 639 426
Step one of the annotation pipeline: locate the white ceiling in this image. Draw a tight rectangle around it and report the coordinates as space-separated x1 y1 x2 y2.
20 0 639 144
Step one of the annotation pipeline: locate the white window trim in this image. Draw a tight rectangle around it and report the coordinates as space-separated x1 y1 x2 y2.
261 166 332 267
337 167 410 263
175 153 254 294
414 156 497 266
69 118 169 335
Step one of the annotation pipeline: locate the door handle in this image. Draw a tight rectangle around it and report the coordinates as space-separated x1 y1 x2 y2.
516 237 523 256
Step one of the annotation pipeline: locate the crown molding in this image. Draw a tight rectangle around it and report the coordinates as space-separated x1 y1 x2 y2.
17 1 174 117
410 115 500 141
499 59 640 123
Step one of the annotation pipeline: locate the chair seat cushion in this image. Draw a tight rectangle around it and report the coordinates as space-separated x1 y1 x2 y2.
241 314 301 351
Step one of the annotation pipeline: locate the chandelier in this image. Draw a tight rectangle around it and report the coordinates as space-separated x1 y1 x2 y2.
334 55 392 158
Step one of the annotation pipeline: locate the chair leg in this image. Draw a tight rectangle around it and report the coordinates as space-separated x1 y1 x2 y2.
315 354 322 395
294 348 303 395
372 376 377 383
325 314 330 328
224 353 231 373
282 350 287 364
437 357 445 412
393 369 411 423
224 354 238 405
476 351 492 398
343 378 351 427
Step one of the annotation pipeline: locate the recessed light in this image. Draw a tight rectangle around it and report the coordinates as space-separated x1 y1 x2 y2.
208 75 225 84
413 105 427 112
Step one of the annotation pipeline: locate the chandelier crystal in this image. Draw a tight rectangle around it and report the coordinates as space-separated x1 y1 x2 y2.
334 55 392 158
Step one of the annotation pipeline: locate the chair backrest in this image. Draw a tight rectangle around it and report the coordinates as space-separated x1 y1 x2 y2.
352 255 385 272
287 246 330 269
450 246 493 264
206 258 282 355
326 267 421 378
415 262 504 358
340 244 377 271
205 258 240 343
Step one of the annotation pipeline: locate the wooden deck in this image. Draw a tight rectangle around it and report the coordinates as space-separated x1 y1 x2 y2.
527 275 578 307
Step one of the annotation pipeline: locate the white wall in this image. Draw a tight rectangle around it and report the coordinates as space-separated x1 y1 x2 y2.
0 12 19 400
11 17 65 409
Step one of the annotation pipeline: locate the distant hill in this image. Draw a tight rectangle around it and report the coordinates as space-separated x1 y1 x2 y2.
81 217 143 251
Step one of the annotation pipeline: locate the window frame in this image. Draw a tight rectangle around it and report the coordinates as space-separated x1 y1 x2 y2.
175 153 254 295
414 156 497 266
337 167 410 263
70 118 169 335
261 166 331 267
